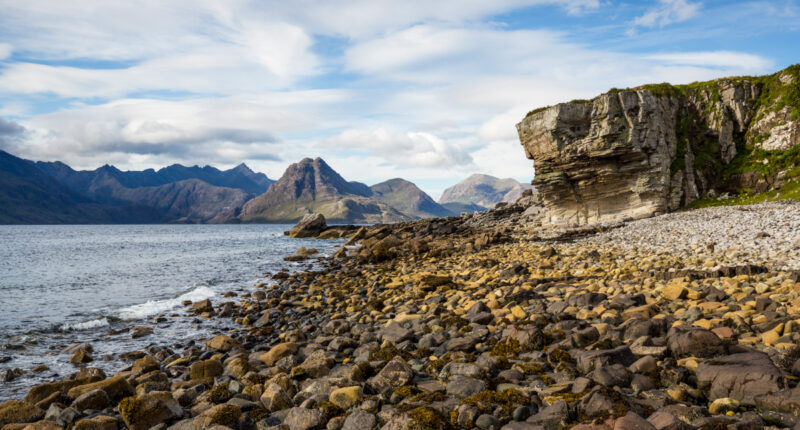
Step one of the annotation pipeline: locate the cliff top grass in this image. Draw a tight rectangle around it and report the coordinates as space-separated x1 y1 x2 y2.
523 63 800 120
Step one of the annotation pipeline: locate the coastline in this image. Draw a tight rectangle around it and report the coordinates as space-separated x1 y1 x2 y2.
1 200 800 429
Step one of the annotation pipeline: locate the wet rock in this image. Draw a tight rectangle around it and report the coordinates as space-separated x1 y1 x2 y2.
189 299 214 314
190 358 224 381
287 213 327 238
70 347 94 364
131 326 153 338
0 368 23 382
132 355 160 374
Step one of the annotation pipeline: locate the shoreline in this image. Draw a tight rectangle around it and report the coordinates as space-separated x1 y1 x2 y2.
2 200 800 429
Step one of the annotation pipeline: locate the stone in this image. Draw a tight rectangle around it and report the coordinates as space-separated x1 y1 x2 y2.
329 386 362 410
131 326 153 338
189 299 214 314
70 348 93 364
284 407 325 430
190 359 224 381
667 328 726 358
696 352 786 406
368 357 414 394
132 355 160 374
0 400 44 427
646 411 686 430
260 342 298 366
206 334 239 352
71 389 110 411
287 213 327 238
708 397 739 415
504 325 545 352
614 412 656 430
260 382 293 412
446 375 487 398
118 391 183 430
73 415 119 430
193 404 242 428
342 409 377 430
67 375 134 402
379 322 411 344
662 285 687 301
576 345 636 373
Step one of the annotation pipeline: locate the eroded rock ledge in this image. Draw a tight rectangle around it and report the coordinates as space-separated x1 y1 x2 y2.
517 65 800 227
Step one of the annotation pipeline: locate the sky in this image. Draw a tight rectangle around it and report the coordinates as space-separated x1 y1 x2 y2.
0 0 797 199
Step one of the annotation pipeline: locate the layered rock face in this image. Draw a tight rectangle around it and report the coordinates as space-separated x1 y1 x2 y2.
517 65 799 226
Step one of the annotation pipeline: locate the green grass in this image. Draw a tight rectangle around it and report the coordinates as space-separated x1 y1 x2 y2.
686 177 800 209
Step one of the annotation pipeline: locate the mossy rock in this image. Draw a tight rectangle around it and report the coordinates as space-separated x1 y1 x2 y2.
407 406 452 430
459 388 530 415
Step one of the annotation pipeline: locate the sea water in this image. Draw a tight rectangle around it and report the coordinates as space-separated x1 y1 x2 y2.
0 224 342 400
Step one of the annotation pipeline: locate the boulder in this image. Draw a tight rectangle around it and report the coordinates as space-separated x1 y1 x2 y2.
696 352 786 405
667 328 726 358
190 359 224 381
283 406 325 430
260 383 292 412
205 334 239 352
67 375 134 402
287 213 327 238
73 415 119 430
118 391 183 430
329 386 362 410
368 357 414 394
260 342 298 366
71 389 110 411
0 400 44 427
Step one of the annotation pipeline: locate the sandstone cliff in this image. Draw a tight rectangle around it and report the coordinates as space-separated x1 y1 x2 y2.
517 65 800 226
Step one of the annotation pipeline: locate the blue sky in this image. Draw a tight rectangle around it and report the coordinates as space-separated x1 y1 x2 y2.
0 0 797 198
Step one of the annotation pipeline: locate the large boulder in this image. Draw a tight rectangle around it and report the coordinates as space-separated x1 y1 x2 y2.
67 375 134 402
118 391 183 430
0 400 44 427
287 213 327 238
696 352 786 405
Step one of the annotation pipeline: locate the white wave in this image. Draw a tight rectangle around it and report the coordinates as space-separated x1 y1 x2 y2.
116 286 215 320
59 317 110 331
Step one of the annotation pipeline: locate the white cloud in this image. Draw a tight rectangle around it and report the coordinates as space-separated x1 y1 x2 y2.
325 128 473 168
633 0 701 28
0 43 11 60
646 51 773 74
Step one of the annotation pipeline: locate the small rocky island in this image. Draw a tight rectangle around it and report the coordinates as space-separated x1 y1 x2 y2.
2 67 800 430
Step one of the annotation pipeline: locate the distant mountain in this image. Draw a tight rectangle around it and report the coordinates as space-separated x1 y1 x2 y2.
440 202 489 214
0 150 163 224
239 158 411 223
439 174 533 208
36 161 274 196
369 178 454 218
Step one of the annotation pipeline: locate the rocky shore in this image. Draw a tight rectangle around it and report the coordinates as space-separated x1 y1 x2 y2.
2 198 800 430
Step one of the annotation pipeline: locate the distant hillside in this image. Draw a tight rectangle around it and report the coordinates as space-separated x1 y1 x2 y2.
441 202 489 214
239 158 411 223
439 174 533 208
369 178 454 218
36 161 274 196
0 150 163 224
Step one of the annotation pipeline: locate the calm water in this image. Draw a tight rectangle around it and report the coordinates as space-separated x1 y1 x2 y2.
0 224 342 400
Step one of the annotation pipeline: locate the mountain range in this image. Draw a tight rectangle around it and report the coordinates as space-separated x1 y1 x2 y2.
0 149 531 224
439 174 534 211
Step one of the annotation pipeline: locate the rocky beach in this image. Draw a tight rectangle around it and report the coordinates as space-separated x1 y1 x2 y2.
1 196 800 430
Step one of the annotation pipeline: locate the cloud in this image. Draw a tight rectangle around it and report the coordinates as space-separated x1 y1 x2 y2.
325 128 473 168
633 0 701 28
0 43 11 60
646 51 773 73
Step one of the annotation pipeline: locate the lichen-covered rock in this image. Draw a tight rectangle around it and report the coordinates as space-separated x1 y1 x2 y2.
0 400 44 427
205 334 239 352
190 359 224 381
118 391 183 430
73 415 119 430
283 406 325 430
67 375 134 402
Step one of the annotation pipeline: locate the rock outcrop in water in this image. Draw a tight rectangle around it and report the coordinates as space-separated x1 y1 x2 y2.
517 64 800 226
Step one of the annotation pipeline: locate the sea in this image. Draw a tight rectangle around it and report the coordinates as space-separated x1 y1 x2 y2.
0 224 344 401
